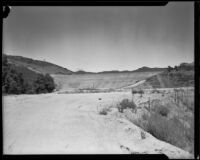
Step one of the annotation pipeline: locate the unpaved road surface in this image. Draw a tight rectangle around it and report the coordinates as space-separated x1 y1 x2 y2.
3 92 193 158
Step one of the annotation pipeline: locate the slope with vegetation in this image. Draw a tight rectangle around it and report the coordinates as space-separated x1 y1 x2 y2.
2 54 56 94
132 62 194 89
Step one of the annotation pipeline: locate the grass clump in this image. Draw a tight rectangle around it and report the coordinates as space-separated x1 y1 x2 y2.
99 107 110 115
131 89 138 95
132 89 144 94
155 105 170 117
118 99 137 113
151 89 160 94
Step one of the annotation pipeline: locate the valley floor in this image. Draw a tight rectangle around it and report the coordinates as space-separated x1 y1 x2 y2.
3 91 193 158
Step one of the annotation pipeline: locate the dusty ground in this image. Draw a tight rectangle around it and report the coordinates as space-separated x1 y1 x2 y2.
3 91 193 158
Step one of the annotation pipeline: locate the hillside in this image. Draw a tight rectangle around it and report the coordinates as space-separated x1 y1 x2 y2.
5 54 73 75
146 71 194 88
9 64 40 85
132 66 166 72
4 54 166 76
130 62 194 89
2 54 56 94
3 54 193 92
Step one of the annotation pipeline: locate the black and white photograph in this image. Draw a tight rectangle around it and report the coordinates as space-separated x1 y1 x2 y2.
2 2 194 158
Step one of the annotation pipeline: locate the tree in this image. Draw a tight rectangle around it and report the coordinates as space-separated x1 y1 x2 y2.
34 74 47 93
2 67 25 94
2 55 27 94
2 54 55 94
44 74 55 92
34 74 55 94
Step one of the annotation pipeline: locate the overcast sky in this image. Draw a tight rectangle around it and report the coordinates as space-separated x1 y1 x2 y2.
3 2 194 72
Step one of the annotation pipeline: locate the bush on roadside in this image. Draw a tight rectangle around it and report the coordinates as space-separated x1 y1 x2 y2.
99 107 110 115
118 99 137 113
131 89 144 95
131 89 138 95
155 105 170 117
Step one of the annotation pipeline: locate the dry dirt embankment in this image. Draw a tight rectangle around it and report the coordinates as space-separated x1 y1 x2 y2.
51 72 160 92
3 92 192 158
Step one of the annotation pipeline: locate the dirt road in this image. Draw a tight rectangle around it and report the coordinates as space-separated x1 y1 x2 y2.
3 92 193 158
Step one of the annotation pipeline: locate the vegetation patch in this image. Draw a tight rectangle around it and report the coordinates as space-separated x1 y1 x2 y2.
128 109 194 154
153 104 170 117
118 99 137 113
99 107 111 115
2 54 56 94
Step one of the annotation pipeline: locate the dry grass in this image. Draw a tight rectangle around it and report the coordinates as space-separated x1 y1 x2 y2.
125 89 194 154
121 88 194 154
130 112 194 153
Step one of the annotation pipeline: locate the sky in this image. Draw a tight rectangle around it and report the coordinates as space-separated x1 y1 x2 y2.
3 2 194 72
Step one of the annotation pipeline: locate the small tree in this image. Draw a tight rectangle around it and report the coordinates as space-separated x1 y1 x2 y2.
34 74 47 93
44 74 55 92
2 65 26 94
118 99 137 113
34 74 55 94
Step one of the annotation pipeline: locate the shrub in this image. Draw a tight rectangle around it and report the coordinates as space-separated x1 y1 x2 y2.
34 73 55 94
99 107 110 115
151 89 160 94
118 99 137 113
155 105 170 117
131 89 138 95
141 112 149 121
2 61 27 94
167 66 173 72
2 55 56 95
131 89 144 95
138 90 144 94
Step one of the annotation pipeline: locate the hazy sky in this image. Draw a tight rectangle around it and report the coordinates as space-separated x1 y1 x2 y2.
3 2 194 72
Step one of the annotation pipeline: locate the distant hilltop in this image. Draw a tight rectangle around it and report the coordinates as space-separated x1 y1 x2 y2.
3 53 193 75
4 54 73 75
74 67 166 74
